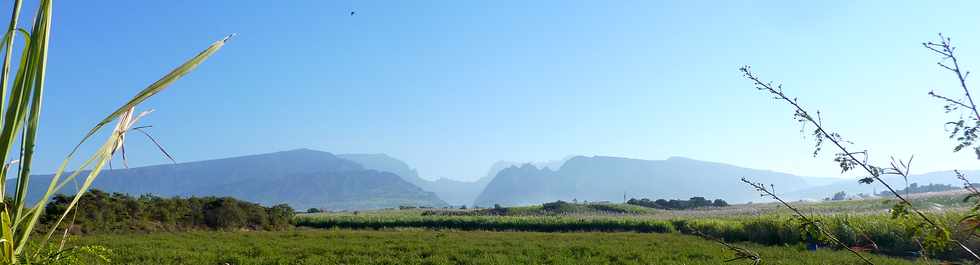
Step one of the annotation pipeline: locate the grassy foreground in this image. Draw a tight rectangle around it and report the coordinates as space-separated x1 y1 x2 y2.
67 229 924 265
295 194 979 259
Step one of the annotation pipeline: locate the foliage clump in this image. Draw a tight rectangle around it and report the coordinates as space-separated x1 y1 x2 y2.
627 197 728 210
39 189 294 233
882 183 960 197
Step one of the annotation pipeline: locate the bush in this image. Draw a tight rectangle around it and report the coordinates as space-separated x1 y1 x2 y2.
41 189 294 233
628 196 729 210
542 200 575 213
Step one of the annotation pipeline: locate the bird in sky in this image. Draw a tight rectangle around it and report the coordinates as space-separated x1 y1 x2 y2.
350 11 356 16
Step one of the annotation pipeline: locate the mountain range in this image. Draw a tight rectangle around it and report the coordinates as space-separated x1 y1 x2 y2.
15 149 446 211
473 156 815 207
337 153 491 206
335 154 571 206
472 156 976 206
14 148 976 211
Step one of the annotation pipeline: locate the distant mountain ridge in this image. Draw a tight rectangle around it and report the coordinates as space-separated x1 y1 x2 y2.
17 149 447 211
338 153 491 206
19 149 975 211
336 154 426 184
473 155 980 206
474 155 814 207
337 154 579 206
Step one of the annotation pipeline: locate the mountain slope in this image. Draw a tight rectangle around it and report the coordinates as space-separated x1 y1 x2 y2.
474 156 810 207
338 153 489 206
19 149 446 210
337 154 425 185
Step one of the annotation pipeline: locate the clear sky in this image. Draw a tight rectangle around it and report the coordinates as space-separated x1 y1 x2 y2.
11 0 980 181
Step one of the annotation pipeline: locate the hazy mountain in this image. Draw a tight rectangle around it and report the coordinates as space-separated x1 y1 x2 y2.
417 177 491 206
483 157 573 179
473 156 812 207
337 154 426 185
339 153 490 206
800 176 845 187
338 154 579 206
18 149 447 210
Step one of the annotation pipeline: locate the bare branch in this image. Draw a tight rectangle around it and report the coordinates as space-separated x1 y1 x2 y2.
928 91 972 110
741 64 980 261
741 178 875 265
927 33 980 123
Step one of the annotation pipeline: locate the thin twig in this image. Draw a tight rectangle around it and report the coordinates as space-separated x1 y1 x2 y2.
925 34 979 122
741 178 875 265
740 66 980 261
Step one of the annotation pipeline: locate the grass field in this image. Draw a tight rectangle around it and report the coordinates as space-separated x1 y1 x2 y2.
69 229 926 265
292 191 979 260
54 191 974 264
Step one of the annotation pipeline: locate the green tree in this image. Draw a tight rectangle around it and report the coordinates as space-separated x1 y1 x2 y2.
204 198 246 229
831 191 847 201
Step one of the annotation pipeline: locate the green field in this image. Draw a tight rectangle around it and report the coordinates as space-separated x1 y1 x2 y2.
69 229 926 265
292 192 979 261
52 191 975 264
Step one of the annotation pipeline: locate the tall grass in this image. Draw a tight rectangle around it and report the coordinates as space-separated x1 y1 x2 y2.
67 230 926 265
296 210 977 260
295 214 676 233
0 0 229 263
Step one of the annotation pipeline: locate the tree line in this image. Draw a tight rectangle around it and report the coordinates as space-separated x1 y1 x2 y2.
627 196 728 210
879 183 961 196
38 189 294 234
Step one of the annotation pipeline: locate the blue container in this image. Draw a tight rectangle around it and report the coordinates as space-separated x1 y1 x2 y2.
806 243 819 251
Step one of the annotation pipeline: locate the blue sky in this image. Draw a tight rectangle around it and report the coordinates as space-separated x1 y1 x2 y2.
11 0 980 181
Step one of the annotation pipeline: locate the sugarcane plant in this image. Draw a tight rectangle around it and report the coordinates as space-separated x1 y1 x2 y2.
0 0 230 263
